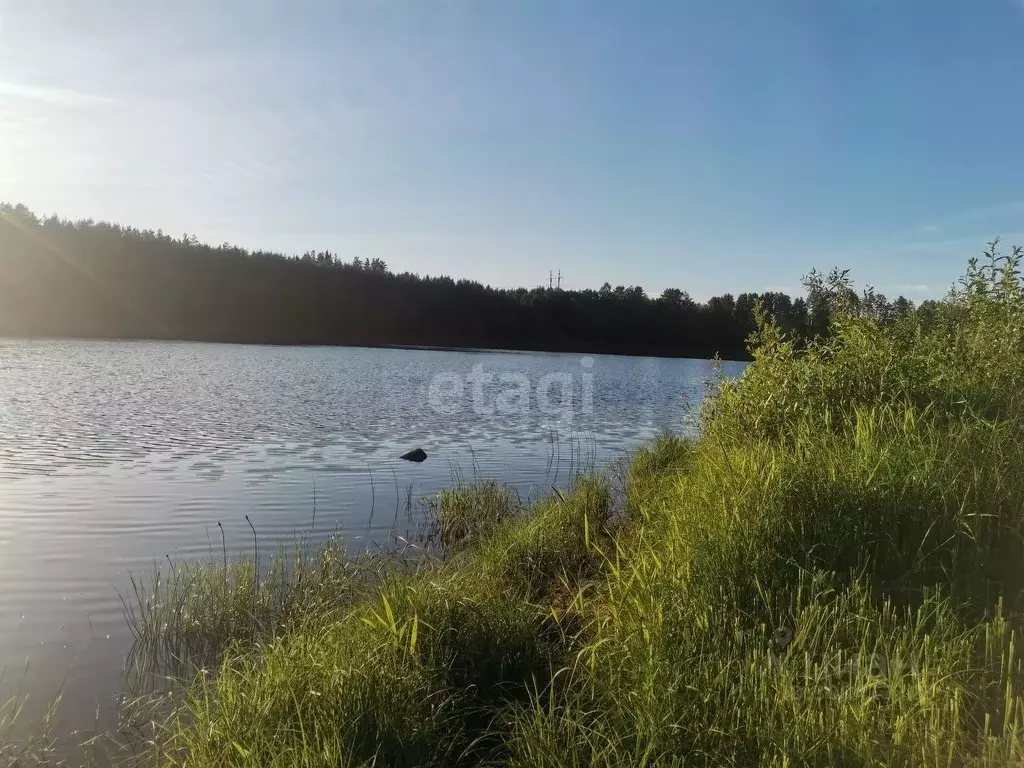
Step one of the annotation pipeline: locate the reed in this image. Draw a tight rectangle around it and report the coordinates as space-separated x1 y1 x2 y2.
120 536 429 681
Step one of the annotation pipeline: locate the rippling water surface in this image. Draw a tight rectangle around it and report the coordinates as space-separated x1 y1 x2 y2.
0 339 745 737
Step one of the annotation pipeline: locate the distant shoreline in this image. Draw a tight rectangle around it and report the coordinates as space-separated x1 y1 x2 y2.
0 333 751 363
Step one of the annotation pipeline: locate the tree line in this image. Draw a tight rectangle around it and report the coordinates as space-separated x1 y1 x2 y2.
0 204 925 360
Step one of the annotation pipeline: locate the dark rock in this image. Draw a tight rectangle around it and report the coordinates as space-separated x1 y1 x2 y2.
400 448 428 463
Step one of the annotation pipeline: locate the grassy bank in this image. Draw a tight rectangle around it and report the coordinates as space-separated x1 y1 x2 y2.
135 247 1024 766
14 246 1024 766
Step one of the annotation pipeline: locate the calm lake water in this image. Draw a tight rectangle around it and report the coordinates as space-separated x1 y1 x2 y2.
0 339 745 738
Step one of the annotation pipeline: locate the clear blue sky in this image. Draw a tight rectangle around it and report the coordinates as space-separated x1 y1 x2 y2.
2 1 1022 300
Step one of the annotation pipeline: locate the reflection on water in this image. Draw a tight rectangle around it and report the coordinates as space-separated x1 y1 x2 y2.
0 339 745 736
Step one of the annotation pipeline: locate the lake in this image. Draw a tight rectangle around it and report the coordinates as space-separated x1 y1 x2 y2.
0 339 746 739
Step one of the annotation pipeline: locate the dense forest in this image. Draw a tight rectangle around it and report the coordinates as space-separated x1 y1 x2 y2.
0 204 922 359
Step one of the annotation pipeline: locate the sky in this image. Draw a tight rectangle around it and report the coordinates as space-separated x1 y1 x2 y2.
1 1 1023 301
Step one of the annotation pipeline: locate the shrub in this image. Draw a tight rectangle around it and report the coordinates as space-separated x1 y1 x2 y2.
705 241 1024 442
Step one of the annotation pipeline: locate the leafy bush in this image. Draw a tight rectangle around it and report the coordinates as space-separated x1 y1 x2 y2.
705 241 1024 441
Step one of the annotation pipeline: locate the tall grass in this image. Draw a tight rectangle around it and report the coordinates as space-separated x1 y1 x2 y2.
0 667 59 768
27 243 1024 765
121 536 432 680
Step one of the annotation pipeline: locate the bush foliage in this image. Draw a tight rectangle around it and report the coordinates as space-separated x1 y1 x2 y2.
706 240 1024 440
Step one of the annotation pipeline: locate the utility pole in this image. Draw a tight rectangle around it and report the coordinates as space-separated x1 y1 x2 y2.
549 270 553 290
557 270 563 290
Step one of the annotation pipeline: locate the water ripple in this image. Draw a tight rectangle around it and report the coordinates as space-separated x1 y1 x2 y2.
0 339 745 736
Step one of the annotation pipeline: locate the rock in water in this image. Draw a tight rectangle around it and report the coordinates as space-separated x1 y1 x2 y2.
400 448 428 463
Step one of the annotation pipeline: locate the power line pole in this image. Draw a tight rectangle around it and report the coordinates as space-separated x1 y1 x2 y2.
557 270 563 290
549 270 553 290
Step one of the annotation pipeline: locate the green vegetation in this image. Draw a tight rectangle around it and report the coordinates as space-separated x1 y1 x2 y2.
0 675 59 768
122 243 1024 767
1 202 920 360
11 243 1024 765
